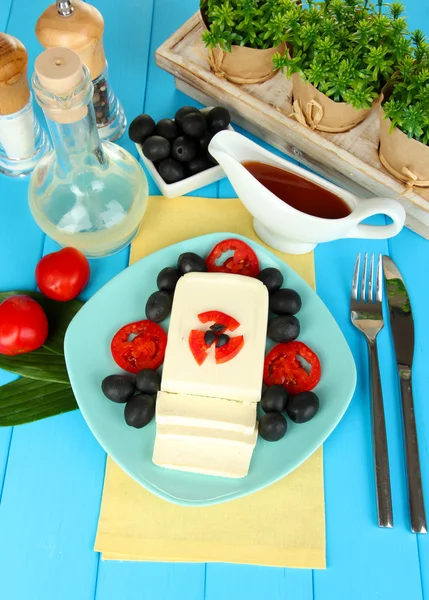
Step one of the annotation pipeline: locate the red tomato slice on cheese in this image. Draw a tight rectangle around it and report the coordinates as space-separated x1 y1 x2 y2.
189 330 210 365
215 335 244 364
197 310 240 332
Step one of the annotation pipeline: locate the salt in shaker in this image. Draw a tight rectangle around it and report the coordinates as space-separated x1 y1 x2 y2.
0 33 49 177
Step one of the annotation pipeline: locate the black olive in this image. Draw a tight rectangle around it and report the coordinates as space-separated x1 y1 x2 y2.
155 118 180 140
158 158 187 183
258 412 287 441
286 392 320 423
267 315 300 343
142 135 170 161
101 374 135 403
210 323 226 334
261 385 289 413
145 290 172 322
206 106 231 134
135 369 161 395
187 156 213 176
257 267 284 294
198 131 213 153
128 114 156 144
204 330 217 346
175 106 200 127
216 333 229 348
157 267 181 292
181 112 207 138
124 394 155 428
269 288 302 315
177 252 208 274
171 135 198 163
206 150 218 165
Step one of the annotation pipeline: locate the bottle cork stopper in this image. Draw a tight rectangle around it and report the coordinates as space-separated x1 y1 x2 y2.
35 1 106 80
0 33 30 115
34 47 87 124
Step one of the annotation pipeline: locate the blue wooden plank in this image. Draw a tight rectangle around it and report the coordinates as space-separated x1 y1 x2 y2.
0 411 106 600
0 2 157 600
206 565 313 600
312 233 423 600
95 562 205 600
0 0 12 30
387 228 429 598
0 0 49 509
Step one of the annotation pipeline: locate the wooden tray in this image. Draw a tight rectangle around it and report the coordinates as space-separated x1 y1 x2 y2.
156 12 429 239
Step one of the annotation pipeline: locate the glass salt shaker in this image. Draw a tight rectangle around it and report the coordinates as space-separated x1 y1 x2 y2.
0 33 49 177
36 0 126 142
29 48 148 258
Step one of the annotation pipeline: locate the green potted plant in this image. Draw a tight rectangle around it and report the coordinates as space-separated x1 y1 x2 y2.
272 0 411 132
379 30 429 188
200 0 298 84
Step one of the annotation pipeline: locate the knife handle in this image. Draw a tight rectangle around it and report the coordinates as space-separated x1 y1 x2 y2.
399 371 427 533
368 341 394 528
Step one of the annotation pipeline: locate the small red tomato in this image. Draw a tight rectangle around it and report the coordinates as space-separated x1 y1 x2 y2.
36 247 90 302
0 295 49 356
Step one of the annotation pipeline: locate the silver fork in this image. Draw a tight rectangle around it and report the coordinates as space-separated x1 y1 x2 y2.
351 253 393 528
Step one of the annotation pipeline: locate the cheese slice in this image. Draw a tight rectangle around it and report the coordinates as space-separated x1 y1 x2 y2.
156 390 257 434
161 272 268 403
152 423 258 478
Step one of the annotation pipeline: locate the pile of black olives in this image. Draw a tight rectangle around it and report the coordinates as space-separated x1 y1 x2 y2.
145 251 207 323
258 385 320 442
257 267 302 343
101 369 161 428
128 106 231 184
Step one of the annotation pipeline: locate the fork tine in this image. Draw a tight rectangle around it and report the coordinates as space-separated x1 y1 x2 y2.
360 253 368 302
376 254 383 302
352 253 361 300
368 253 375 303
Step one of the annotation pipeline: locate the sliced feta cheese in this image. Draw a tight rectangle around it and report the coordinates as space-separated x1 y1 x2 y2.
152 423 258 478
156 390 256 434
161 272 268 403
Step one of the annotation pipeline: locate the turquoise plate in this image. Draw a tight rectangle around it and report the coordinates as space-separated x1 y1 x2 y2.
65 233 356 506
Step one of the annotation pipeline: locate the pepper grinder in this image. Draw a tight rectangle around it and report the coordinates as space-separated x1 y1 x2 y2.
0 33 49 177
36 0 126 142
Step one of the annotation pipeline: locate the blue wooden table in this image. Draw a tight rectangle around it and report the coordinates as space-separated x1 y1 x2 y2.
1 1 428 598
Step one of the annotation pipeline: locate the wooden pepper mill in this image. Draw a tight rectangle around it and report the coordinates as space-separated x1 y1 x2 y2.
35 0 126 141
0 33 49 176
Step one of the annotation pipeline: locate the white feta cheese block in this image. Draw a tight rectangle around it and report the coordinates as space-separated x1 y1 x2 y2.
161 272 269 402
152 423 258 478
156 390 257 434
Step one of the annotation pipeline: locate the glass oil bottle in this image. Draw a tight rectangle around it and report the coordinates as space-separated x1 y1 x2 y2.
29 47 148 258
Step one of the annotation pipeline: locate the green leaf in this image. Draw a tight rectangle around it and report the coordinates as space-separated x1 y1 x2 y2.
0 291 83 355
0 348 69 383
0 378 78 427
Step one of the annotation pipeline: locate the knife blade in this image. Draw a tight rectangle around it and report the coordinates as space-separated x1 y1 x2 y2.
383 256 427 533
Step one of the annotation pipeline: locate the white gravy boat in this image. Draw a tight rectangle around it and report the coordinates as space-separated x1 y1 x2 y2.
209 131 406 254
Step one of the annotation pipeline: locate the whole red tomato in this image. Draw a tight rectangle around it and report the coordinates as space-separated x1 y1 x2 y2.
0 295 49 356
36 247 90 302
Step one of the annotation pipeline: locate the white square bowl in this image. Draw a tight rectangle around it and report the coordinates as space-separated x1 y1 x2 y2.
135 107 234 197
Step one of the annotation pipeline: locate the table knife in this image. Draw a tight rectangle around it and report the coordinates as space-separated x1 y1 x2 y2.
383 256 427 534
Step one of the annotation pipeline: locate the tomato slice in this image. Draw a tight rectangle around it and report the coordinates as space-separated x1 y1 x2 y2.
263 341 321 394
111 320 167 373
206 239 260 278
189 330 210 365
197 310 240 332
215 335 244 364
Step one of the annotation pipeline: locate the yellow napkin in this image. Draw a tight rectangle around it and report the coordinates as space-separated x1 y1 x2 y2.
95 196 326 569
